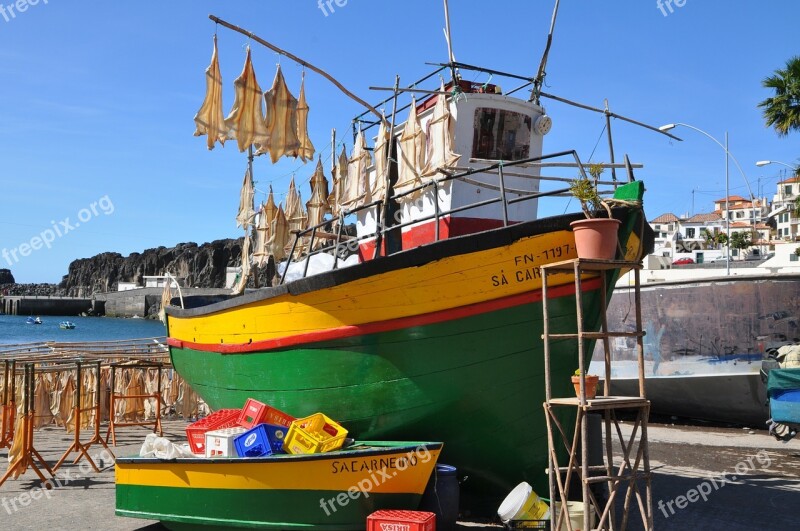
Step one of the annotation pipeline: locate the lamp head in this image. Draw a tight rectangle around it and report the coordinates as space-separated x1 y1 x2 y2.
755 161 771 167
658 124 677 132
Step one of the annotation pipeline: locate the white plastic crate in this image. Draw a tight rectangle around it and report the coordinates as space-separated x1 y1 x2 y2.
204 427 247 457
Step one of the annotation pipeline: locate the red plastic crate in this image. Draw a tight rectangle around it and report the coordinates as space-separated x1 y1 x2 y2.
237 398 295 429
367 510 436 531
185 409 241 454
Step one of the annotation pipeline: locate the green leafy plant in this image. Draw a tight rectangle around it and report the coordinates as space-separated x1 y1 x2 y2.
570 164 612 219
794 246 800 257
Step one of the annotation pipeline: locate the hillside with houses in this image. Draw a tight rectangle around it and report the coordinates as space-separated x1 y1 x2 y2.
649 174 800 264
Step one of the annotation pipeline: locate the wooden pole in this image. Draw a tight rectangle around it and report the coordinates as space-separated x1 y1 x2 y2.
604 99 618 183
209 15 387 125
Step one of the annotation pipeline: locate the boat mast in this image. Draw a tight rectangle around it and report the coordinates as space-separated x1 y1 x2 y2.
442 0 458 84
530 0 561 105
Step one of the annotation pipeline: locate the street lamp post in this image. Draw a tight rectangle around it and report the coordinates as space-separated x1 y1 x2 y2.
658 123 756 275
756 160 798 171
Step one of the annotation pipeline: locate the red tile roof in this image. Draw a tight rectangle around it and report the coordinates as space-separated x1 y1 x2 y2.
714 195 748 203
686 212 722 223
650 213 679 223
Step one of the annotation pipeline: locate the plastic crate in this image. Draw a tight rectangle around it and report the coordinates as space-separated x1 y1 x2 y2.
237 398 296 429
234 424 274 458
367 510 436 531
185 409 241 454
771 389 800 424
205 427 247 457
262 423 289 454
284 413 348 454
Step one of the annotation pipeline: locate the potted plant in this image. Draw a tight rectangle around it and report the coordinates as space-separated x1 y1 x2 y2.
569 164 621 260
571 369 600 400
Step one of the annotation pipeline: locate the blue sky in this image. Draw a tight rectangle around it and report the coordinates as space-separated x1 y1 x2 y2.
0 1 797 283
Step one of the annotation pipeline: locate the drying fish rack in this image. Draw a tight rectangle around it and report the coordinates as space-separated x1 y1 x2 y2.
0 337 196 487
105 360 165 447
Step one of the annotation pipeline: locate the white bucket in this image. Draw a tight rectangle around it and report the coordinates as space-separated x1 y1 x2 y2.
497 482 550 523
554 501 595 531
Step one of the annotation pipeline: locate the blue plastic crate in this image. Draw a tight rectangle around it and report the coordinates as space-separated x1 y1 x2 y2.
234 424 274 458
771 389 800 424
262 423 289 454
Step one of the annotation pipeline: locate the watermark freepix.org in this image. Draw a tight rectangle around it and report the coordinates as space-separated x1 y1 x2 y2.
656 0 687 17
319 445 433 516
0 0 48 23
317 0 348 17
657 449 772 519
2 448 114 515
2 194 114 266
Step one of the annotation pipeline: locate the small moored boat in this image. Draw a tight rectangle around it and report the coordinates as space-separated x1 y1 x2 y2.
59 321 76 329
26 316 42 325
115 440 442 530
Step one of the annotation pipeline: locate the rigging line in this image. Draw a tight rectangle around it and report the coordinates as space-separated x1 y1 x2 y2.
588 121 608 162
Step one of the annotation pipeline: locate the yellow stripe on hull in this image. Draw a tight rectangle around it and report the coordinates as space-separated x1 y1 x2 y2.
169 231 581 346
116 448 441 492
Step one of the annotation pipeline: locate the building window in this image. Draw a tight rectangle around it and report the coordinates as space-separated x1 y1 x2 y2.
686 228 695 238
654 224 661 231
785 185 793 196
736 211 744 218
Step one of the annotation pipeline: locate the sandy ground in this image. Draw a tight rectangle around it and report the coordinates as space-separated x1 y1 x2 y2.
0 419 798 530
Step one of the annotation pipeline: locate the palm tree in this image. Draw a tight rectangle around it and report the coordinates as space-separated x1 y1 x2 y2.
759 56 800 137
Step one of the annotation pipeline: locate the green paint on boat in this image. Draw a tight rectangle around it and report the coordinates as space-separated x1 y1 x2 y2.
116 484 420 530
171 288 605 507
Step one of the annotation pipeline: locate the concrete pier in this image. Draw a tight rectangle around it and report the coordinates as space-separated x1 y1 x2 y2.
1 296 95 316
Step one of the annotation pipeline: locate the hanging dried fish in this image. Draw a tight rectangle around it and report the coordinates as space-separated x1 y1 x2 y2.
395 98 427 199
422 82 460 178
253 189 277 268
341 131 373 209
193 35 227 150
224 47 270 153
260 65 301 163
306 159 330 230
372 116 390 201
268 205 290 263
236 167 255 229
292 75 315 162
328 146 348 218
284 177 308 257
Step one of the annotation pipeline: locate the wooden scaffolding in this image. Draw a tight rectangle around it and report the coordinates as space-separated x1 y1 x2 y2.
541 258 653 531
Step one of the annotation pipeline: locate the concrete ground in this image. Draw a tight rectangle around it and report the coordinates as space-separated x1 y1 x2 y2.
0 419 798 530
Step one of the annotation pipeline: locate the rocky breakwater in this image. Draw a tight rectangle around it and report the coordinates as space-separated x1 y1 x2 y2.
59 238 261 294
0 269 14 284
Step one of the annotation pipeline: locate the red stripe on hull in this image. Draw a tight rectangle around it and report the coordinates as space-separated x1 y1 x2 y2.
359 216 512 261
168 277 602 354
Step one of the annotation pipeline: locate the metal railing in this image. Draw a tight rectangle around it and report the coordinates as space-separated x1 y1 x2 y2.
278 150 638 284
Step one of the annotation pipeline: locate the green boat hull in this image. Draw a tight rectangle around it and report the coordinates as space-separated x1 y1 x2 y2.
170 289 602 507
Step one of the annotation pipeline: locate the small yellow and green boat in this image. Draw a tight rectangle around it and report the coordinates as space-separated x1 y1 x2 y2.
115 441 442 530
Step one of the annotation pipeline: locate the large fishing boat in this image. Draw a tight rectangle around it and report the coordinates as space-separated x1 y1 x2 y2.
164 6 664 509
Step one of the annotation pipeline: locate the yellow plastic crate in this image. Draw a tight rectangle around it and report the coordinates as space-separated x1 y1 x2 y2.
283 413 348 454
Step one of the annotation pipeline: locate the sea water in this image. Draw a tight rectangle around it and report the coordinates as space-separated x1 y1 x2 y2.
0 314 166 345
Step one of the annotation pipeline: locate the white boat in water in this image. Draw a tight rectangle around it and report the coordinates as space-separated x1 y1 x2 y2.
591 242 800 426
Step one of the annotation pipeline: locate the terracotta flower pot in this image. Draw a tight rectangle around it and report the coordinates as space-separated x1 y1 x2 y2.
571 374 600 399
570 218 621 260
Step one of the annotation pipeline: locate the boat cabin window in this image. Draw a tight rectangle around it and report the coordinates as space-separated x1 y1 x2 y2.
472 108 531 161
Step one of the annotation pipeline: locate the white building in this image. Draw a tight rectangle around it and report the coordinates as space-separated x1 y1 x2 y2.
770 176 800 241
